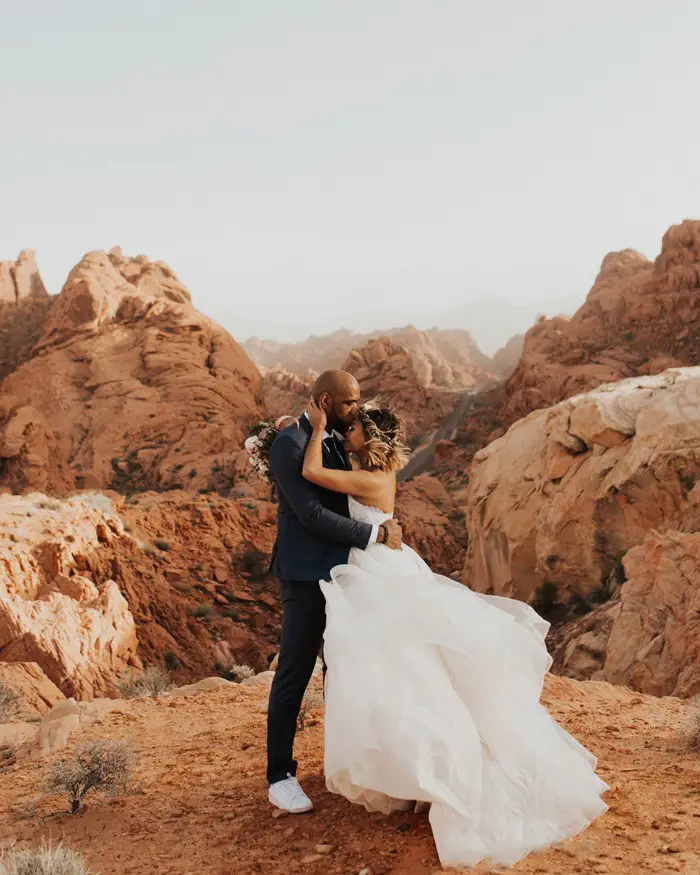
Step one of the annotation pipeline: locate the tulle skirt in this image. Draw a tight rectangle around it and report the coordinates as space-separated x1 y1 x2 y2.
320 544 608 869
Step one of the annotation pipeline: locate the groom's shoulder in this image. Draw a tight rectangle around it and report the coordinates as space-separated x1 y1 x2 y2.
271 421 306 453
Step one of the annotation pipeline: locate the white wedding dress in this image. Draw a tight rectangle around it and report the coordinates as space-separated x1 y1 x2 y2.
320 497 608 869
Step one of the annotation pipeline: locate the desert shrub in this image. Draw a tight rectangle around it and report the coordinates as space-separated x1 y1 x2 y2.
297 687 324 732
0 841 89 875
118 665 173 698
36 499 62 512
188 604 214 619
46 740 131 815
164 651 181 672
172 581 191 594
530 580 558 614
153 539 170 552
0 681 20 722
220 608 239 621
237 547 269 580
225 664 255 683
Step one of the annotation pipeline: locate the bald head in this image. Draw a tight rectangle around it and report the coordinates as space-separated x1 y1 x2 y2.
312 369 361 433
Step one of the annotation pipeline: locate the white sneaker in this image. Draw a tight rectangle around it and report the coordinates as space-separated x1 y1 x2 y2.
269 774 314 814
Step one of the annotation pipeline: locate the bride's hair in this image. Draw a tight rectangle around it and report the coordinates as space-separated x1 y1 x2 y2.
358 400 409 473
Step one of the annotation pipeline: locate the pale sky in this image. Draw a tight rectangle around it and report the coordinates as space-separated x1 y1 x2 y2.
1 0 698 348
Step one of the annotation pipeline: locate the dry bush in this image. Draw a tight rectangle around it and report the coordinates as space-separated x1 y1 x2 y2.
0 682 20 723
226 664 255 683
0 840 89 875
297 687 324 732
117 665 173 698
46 740 131 815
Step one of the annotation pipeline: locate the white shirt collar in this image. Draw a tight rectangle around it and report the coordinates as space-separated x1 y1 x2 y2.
303 411 331 441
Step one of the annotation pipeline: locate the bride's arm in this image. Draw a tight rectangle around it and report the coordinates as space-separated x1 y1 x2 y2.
302 427 376 495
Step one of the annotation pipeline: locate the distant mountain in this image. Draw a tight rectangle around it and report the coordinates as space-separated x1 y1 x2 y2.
244 324 513 390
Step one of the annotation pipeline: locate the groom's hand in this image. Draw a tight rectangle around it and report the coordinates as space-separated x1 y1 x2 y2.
378 519 403 550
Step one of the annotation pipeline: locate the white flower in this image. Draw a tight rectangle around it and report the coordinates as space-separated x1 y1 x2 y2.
245 436 260 453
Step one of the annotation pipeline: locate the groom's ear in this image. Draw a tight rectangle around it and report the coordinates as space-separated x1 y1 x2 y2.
319 392 331 410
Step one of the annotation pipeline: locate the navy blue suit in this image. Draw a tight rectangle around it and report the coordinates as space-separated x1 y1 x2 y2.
267 417 372 784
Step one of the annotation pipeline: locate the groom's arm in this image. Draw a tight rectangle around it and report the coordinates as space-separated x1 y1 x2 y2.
270 435 373 548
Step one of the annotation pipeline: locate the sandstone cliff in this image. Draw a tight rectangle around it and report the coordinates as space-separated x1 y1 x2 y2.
0 248 262 495
343 337 461 438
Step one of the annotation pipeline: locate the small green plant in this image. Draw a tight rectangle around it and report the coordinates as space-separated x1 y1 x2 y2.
189 468 197 478
164 651 181 672
46 740 132 815
188 604 213 619
0 840 90 875
530 580 558 614
118 665 173 698
0 681 20 722
154 539 170 552
220 608 239 620
173 581 191 594
237 547 269 581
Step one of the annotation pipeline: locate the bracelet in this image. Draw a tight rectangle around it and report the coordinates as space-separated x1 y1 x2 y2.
379 524 388 544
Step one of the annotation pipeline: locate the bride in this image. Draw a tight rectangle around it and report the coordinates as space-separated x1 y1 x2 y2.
301 396 608 869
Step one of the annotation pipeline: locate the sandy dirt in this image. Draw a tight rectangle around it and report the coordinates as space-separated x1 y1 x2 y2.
1 675 699 875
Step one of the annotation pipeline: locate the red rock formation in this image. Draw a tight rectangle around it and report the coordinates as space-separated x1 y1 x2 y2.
0 662 65 717
489 333 524 378
343 337 460 437
0 249 262 495
261 367 312 420
464 368 700 605
0 490 280 699
395 475 466 576
0 493 139 699
552 530 700 698
0 250 48 305
504 221 700 422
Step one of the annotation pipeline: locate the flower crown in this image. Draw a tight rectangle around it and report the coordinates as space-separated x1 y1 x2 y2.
357 399 409 473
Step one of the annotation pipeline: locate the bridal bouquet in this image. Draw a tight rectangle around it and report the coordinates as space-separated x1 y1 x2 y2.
244 416 298 484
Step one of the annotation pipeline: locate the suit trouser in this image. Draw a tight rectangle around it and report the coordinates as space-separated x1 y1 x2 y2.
267 579 325 785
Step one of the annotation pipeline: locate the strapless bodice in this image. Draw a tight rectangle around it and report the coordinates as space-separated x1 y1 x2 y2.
348 495 392 526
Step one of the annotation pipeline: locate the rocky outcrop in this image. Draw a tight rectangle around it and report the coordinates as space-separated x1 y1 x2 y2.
0 248 262 495
464 368 700 604
0 490 280 699
552 530 700 698
0 250 48 305
396 476 466 576
0 662 64 717
504 221 700 422
490 333 524 378
0 493 139 699
261 367 312 420
343 337 460 437
246 325 496 390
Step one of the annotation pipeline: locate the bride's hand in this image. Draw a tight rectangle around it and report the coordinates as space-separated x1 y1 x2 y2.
307 396 327 432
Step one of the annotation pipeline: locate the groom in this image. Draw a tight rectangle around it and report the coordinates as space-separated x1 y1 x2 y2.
266 369 403 813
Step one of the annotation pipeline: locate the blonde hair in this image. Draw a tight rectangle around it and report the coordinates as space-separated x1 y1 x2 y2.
357 400 409 473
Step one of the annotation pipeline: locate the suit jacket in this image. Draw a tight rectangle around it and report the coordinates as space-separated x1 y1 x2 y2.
269 416 373 582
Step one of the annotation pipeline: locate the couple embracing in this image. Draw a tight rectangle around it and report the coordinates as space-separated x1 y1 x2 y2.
263 369 607 869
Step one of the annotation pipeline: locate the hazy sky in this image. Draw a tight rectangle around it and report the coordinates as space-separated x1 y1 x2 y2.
1 0 698 344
